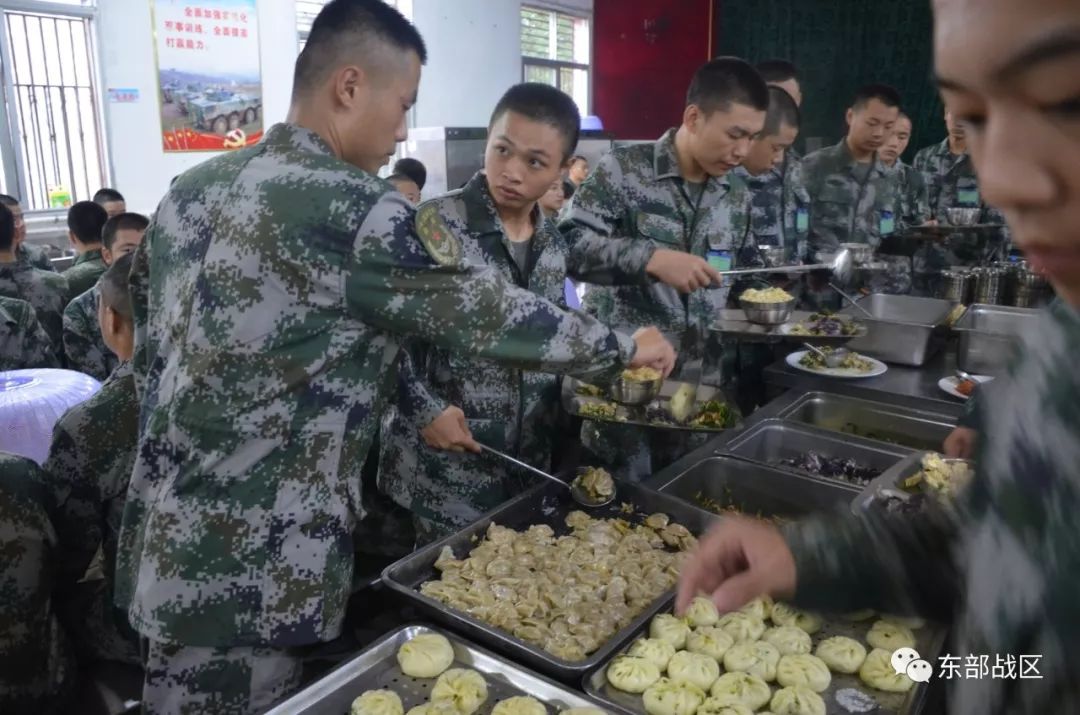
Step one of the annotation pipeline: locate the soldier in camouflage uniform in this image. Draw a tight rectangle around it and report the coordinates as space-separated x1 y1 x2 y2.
61 200 108 299
1 194 55 272
119 4 673 712
0 202 68 358
43 255 141 666
801 84 913 308
0 452 76 714
678 2 1080 711
879 113 936 295
0 295 57 370
561 58 768 480
63 212 147 380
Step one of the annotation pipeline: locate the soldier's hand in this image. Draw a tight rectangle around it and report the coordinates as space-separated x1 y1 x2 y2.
676 517 796 615
943 426 977 459
630 327 677 377
422 406 481 453
646 249 721 293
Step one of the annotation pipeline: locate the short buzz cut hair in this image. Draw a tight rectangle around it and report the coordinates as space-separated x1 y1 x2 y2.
93 188 125 205
99 251 135 320
0 202 13 251
292 0 427 100
102 212 150 251
755 59 798 85
67 200 108 246
569 155 587 167
0 194 19 210
686 57 769 115
852 83 902 110
761 86 801 137
488 82 581 161
392 157 426 190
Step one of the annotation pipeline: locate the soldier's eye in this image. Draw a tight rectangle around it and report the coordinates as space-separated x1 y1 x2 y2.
1048 96 1080 118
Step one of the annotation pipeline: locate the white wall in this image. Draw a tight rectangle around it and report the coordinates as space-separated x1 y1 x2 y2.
97 0 297 214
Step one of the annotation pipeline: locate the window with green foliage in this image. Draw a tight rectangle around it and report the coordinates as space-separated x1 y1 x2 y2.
521 6 590 116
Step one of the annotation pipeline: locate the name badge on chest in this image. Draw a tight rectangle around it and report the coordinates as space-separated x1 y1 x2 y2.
707 249 733 272
796 206 809 233
879 210 895 236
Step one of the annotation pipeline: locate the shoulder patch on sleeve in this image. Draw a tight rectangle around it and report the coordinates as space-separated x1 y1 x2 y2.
415 202 462 267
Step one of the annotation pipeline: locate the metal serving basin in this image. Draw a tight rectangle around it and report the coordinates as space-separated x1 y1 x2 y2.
840 293 961 366
953 303 1041 376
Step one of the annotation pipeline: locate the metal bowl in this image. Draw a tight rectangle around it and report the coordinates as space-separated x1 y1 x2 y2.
758 246 786 268
839 243 874 266
609 376 663 406
739 297 797 325
946 208 981 226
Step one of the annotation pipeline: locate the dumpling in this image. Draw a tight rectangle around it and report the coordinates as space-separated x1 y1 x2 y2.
722 641 781 682
761 626 812 656
696 699 753 715
860 648 915 693
628 637 677 672
882 613 926 630
814 636 867 674
685 597 720 627
770 686 826 715
685 626 734 661
407 704 457 715
776 654 831 693
491 696 546 715
431 668 488 715
769 604 823 635
739 595 773 621
716 612 765 643
351 690 405 715
606 655 661 693
708 672 772 711
642 678 706 715
650 614 691 649
866 620 916 651
397 633 455 678
666 650 720 691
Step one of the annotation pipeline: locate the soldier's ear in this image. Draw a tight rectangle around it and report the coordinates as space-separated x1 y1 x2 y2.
845 107 855 128
683 104 700 131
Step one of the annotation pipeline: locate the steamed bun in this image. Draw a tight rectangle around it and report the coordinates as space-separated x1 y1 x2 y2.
642 678 706 715
350 690 405 715
775 654 831 693
606 655 661 694
696 700 753 715
666 650 720 691
491 696 546 715
716 612 765 643
685 597 720 627
859 648 915 693
866 620 916 651
685 626 734 661
722 641 781 682
397 633 455 678
814 636 867 674
761 626 812 656
431 668 488 715
769 686 826 715
769 603 823 635
650 614 692 650
708 672 772 711
738 595 773 621
628 637 676 672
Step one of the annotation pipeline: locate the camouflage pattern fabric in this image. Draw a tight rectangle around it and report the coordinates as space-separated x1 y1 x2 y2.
63 285 119 381
18 242 56 272
782 299 1080 715
118 123 637 649
0 259 68 358
143 640 302 715
41 362 140 665
0 452 76 714
379 172 580 543
744 151 811 265
0 294 58 370
62 248 106 300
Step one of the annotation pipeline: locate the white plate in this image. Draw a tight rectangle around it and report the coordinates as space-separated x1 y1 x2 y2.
938 374 993 400
786 350 889 379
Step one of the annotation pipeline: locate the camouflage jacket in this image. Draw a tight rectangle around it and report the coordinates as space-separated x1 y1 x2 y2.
0 259 68 358
62 248 106 300
882 160 932 228
18 242 56 272
801 140 907 254
379 172 580 534
0 295 58 370
913 139 1007 225
41 362 139 663
561 128 752 384
740 152 811 265
783 299 1080 714
63 285 118 381
118 123 637 648
0 452 75 713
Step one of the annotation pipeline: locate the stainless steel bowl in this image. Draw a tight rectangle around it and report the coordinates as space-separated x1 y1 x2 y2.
946 207 981 226
839 242 874 266
758 246 786 267
608 376 663 406
740 297 797 325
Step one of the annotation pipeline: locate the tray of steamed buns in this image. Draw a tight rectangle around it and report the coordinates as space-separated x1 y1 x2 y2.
584 595 945 715
265 625 609 715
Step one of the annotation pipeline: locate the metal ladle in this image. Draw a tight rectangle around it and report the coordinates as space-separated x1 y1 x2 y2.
710 248 854 285
478 443 615 508
829 282 875 318
803 342 850 369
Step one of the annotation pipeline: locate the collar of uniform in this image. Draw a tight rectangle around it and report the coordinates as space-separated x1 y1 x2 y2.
652 128 683 180
0 259 30 278
73 247 103 266
262 123 337 158
106 360 135 383
461 170 545 242
833 139 887 179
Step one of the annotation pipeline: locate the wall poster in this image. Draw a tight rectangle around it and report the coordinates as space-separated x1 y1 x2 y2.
152 0 263 152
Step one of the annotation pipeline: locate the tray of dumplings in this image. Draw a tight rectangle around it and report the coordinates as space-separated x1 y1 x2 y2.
382 481 718 684
584 595 946 715
265 624 608 715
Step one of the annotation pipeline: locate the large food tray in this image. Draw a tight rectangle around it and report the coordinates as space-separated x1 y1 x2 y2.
265 624 604 715
774 392 956 452
561 377 741 433
953 303 1040 376
584 595 946 715
838 294 960 367
854 451 969 515
381 480 718 683
710 309 868 346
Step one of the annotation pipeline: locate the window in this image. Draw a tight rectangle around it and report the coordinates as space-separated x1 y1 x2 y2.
0 3 106 212
521 5 590 116
298 0 411 53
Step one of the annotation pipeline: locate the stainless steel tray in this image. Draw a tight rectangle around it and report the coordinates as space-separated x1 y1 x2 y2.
710 309 868 346
266 624 605 715
839 294 961 367
953 303 1040 376
854 451 969 516
584 594 946 715
721 419 914 490
561 377 741 433
381 481 718 683
775 392 956 453
648 455 858 520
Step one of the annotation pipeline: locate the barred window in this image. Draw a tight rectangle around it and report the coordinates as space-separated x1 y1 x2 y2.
521 5 590 116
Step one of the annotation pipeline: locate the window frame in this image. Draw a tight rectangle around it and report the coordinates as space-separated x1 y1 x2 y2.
520 3 592 115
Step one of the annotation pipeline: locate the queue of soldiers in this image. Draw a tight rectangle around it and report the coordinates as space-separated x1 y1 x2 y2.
0 0 1050 712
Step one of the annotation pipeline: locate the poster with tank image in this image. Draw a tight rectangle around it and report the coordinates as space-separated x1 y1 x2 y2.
152 0 263 152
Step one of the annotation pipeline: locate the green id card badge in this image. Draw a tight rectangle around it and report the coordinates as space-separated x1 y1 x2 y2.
879 210 895 236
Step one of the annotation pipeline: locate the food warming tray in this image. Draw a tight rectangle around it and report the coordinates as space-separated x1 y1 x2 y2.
953 303 1041 376
710 309 868 346
561 377 741 433
839 294 961 366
